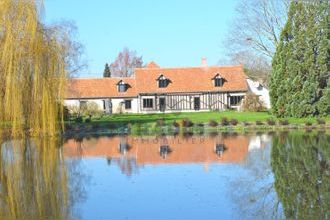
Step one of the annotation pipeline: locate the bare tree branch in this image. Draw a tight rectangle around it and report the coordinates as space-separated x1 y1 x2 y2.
109 47 143 77
222 0 289 84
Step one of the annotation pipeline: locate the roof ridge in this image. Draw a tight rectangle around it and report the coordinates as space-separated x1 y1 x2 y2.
135 65 243 70
70 77 136 80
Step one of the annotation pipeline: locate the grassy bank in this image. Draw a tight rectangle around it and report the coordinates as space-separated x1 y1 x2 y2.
65 111 330 135
68 111 330 125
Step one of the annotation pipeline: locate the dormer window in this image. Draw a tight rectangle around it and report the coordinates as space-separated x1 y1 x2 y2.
159 145 171 159
157 74 169 88
213 74 225 87
214 144 226 157
117 80 127 92
159 79 167 88
118 84 126 92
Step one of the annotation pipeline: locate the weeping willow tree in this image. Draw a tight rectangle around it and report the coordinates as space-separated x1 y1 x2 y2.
271 132 330 219
0 137 71 219
0 0 75 136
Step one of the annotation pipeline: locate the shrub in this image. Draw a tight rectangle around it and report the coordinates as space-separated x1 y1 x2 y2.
172 121 180 128
80 101 103 117
183 131 194 137
75 116 83 123
256 120 263 126
220 117 229 126
63 105 70 121
305 121 312 126
71 125 80 132
317 118 326 125
67 104 80 117
208 120 218 127
182 119 194 127
64 124 72 131
230 119 238 126
107 123 117 129
84 123 93 131
241 92 266 112
92 124 100 130
279 119 289 126
242 121 250 126
197 122 204 127
267 118 276 126
85 118 91 123
156 119 165 126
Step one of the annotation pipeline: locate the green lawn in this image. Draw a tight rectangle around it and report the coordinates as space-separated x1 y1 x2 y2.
73 111 330 126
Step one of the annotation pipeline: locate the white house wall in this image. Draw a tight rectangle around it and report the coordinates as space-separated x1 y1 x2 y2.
111 98 138 114
64 100 80 107
64 99 104 111
64 92 247 114
246 79 271 109
64 98 139 114
138 93 232 113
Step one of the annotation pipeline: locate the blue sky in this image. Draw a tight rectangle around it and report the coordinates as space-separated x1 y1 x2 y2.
44 0 238 77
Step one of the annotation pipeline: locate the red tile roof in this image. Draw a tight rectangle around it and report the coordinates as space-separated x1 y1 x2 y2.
135 65 248 94
66 63 248 99
66 78 137 99
63 135 249 164
145 61 160 68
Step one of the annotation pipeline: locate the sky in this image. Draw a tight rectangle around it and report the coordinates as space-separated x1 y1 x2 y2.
44 0 238 77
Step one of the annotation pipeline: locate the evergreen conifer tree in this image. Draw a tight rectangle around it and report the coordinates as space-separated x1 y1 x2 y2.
270 1 330 117
103 63 111 77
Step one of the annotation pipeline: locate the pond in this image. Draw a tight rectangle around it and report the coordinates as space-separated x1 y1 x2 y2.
0 131 329 220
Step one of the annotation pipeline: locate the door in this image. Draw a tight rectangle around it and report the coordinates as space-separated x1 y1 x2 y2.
194 97 200 110
104 99 112 114
159 98 166 112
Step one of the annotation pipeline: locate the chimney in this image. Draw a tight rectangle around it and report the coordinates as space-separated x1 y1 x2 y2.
201 57 207 67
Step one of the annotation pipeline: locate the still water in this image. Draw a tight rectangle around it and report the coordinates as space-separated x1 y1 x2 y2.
0 131 329 220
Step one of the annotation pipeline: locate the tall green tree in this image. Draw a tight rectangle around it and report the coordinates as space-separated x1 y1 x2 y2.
103 63 111 77
270 1 330 117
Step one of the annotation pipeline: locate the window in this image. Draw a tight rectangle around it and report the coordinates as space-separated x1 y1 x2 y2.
143 98 153 108
118 84 126 92
158 79 167 88
230 96 244 106
118 143 131 154
194 97 200 110
124 100 131 109
215 78 224 87
79 101 87 108
157 75 169 88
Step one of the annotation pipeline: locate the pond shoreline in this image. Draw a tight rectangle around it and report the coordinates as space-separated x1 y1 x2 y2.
2 110 330 137
63 123 330 138
64 111 330 135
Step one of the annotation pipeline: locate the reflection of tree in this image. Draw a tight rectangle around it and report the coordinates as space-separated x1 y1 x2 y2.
271 132 330 219
0 137 85 219
108 157 138 177
230 133 283 219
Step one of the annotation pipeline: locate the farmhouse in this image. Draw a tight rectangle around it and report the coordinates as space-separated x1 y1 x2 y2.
65 60 249 114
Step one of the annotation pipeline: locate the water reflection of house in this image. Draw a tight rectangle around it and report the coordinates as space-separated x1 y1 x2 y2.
248 134 272 151
63 135 249 175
